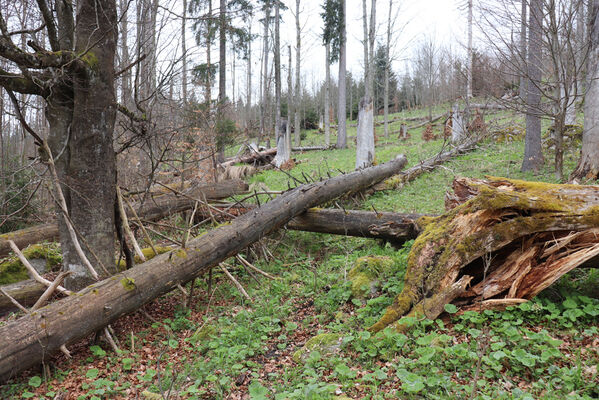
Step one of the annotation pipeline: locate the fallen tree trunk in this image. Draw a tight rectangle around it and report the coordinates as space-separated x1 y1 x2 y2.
292 146 330 152
372 136 483 192
0 208 423 315
0 279 47 314
0 155 407 381
221 148 277 167
288 209 423 244
0 180 248 258
368 177 599 333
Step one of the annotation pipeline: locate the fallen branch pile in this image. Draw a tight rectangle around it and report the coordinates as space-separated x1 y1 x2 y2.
369 177 599 333
0 155 407 381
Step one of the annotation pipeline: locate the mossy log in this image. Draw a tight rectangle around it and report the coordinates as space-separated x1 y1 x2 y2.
0 180 248 258
0 156 407 382
369 177 599 333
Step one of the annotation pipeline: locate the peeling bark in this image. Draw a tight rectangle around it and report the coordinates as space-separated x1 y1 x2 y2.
370 177 599 333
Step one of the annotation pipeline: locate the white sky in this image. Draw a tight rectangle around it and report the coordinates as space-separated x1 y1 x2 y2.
279 0 464 82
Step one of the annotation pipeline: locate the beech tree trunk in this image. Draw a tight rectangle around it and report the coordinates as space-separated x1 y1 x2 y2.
572 0 599 180
369 177 599 333
324 42 331 147
273 0 289 167
0 156 407 381
336 0 347 149
522 0 544 172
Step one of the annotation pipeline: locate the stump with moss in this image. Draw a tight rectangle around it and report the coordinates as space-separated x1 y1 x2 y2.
369 177 599 333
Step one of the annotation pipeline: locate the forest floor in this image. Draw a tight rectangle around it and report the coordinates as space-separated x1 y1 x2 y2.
2 103 599 399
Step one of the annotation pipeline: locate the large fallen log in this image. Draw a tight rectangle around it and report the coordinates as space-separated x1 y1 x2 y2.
0 155 407 381
368 177 599 333
288 209 423 244
0 180 248 258
372 136 483 192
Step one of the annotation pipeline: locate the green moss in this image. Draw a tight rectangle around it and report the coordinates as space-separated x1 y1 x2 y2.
348 256 394 299
80 51 98 69
117 246 172 268
292 333 343 363
190 324 217 343
0 243 62 285
121 277 136 290
174 249 187 259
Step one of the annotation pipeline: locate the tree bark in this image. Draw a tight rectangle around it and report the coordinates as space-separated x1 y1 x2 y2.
521 0 544 172
572 0 599 181
273 0 289 167
336 0 347 149
369 176 599 333
288 209 422 244
294 0 302 147
519 0 527 100
324 42 331 147
0 156 407 381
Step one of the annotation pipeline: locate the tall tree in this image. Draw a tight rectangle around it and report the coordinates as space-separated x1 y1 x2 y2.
324 43 331 147
521 0 544 172
294 0 302 147
572 0 599 180
383 0 393 138
0 0 119 289
273 0 289 166
519 0 527 100
466 0 473 99
356 0 376 169
182 0 189 104
337 0 347 148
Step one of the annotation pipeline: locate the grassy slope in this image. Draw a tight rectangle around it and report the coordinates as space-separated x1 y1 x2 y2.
3 105 598 400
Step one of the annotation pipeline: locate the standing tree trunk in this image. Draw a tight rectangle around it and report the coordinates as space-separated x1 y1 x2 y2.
356 0 376 169
572 0 599 180
294 0 302 147
217 0 227 162
336 0 347 149
205 0 213 106
324 42 331 147
520 0 527 100
522 0 544 172
287 46 292 151
466 0 473 99
246 22 252 131
182 0 188 104
261 1 271 146
119 0 132 107
383 0 392 139
272 0 288 167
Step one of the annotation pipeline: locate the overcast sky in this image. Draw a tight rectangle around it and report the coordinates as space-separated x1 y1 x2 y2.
278 0 464 82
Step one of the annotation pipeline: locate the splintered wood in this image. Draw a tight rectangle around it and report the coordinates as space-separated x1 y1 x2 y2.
369 177 599 332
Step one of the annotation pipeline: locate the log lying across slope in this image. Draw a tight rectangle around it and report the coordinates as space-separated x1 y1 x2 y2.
369 177 599 333
0 155 407 381
288 209 423 244
0 180 249 258
372 136 483 192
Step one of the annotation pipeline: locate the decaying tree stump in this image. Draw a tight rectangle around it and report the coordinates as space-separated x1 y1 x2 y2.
369 176 599 333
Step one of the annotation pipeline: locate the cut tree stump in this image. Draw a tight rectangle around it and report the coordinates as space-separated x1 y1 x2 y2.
368 176 599 333
0 155 407 382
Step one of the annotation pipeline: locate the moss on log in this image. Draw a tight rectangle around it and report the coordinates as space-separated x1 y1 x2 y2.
369 177 599 333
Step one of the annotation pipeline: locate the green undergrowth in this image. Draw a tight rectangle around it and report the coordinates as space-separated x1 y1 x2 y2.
3 104 598 400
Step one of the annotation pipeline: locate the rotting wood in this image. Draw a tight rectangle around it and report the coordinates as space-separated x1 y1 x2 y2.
221 148 277 167
0 155 407 381
368 176 599 333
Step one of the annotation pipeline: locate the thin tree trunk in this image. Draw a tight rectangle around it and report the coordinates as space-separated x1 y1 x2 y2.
384 0 392 139
522 0 544 172
246 22 252 130
287 45 292 150
120 0 132 107
182 0 188 104
261 2 270 145
466 0 473 99
294 0 302 147
273 0 288 167
217 0 227 162
572 0 599 180
205 0 213 106
324 43 331 147
336 0 347 149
